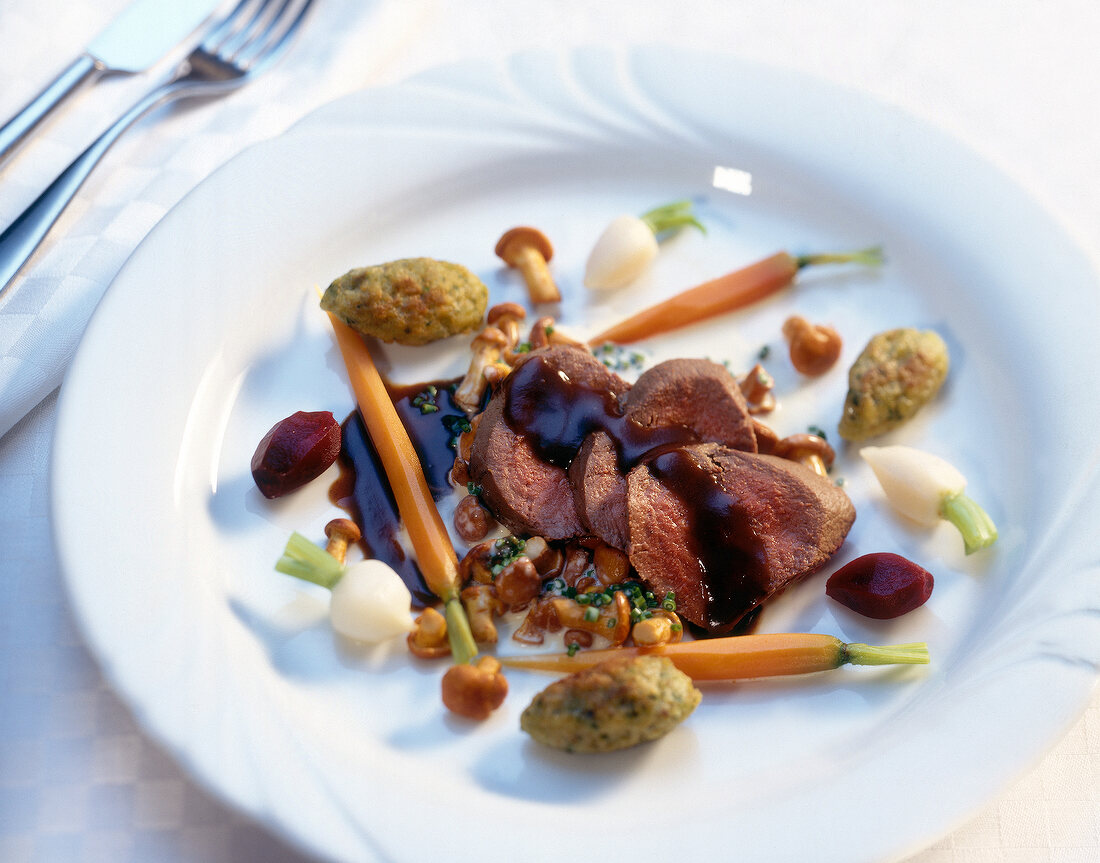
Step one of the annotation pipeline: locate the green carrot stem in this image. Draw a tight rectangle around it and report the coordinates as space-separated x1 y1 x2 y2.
275 531 344 589
640 200 706 236
444 596 478 665
795 246 884 270
842 642 931 666
940 492 998 554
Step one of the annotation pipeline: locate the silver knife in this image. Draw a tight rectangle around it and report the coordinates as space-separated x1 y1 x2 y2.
0 0 219 166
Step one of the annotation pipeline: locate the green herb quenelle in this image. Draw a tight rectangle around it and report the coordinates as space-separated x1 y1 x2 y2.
321 257 487 346
520 655 702 752
838 327 949 441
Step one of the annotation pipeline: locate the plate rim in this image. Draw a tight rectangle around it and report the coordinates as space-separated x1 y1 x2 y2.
51 44 1100 863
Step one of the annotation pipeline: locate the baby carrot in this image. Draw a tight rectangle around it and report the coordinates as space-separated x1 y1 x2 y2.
498 632 928 680
327 313 477 664
588 247 883 346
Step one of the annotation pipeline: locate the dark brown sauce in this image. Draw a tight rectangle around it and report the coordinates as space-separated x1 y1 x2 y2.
329 378 467 608
331 359 766 635
646 448 770 632
684 607 761 639
503 353 697 470
388 379 468 496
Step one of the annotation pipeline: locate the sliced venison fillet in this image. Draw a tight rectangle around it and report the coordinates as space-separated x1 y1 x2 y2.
569 431 630 549
627 443 855 633
570 358 758 548
469 393 583 538
626 358 757 453
469 345 629 539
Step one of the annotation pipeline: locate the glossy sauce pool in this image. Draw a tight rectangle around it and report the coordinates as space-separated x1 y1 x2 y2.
330 378 468 607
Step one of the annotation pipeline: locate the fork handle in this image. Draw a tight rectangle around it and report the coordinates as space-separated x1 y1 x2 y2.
0 55 103 168
0 86 173 301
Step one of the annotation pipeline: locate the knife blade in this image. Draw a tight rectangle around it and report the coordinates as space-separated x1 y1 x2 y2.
0 0 219 166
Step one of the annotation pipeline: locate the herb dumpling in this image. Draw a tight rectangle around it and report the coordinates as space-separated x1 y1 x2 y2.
838 327 949 441
520 655 701 752
321 257 487 346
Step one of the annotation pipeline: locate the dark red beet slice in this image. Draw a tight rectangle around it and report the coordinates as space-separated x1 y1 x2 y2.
251 410 342 499
826 552 933 619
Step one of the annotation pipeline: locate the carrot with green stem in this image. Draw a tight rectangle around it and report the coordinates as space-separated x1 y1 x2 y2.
498 632 928 680
588 247 883 346
326 313 478 665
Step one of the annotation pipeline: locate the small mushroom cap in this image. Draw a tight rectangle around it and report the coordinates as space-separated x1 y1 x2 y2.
487 302 527 325
751 418 780 454
324 518 362 543
471 325 511 349
495 226 554 263
774 433 836 467
781 315 813 340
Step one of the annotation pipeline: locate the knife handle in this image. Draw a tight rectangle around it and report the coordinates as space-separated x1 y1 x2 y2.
0 54 103 168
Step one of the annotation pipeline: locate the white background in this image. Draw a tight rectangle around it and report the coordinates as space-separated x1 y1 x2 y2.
1 1 1098 860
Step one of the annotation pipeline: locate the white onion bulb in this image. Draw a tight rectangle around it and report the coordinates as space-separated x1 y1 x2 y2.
329 560 415 643
860 445 966 525
583 215 659 290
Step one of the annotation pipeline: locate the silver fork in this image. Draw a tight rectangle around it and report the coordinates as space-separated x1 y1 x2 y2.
0 0 315 300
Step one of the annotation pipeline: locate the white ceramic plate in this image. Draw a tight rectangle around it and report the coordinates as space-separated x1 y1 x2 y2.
53 47 1100 863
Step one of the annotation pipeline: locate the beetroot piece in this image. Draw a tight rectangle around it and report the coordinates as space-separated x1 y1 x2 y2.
251 410 342 499
826 552 934 619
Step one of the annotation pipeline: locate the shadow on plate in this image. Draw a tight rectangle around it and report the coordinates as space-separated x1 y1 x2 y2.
228 594 412 681
467 723 701 803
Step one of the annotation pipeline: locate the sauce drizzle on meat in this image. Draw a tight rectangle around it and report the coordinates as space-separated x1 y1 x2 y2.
503 352 698 471
645 448 769 630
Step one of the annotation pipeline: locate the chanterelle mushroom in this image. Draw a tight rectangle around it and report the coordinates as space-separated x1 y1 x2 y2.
738 363 776 414
528 315 586 352
774 433 835 477
487 302 527 362
455 325 510 414
323 518 361 564
495 226 561 304
782 315 843 376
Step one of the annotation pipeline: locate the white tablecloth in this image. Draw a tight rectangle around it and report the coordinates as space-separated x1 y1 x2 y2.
2 1 1098 860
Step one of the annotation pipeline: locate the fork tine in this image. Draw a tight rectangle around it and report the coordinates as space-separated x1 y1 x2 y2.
234 0 315 70
224 0 292 59
198 0 262 51
210 0 284 56
0 0 316 300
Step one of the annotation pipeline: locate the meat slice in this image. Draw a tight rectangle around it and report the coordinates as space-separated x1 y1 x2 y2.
569 431 630 549
468 345 629 539
626 443 855 633
470 393 582 538
569 358 758 549
626 358 757 452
